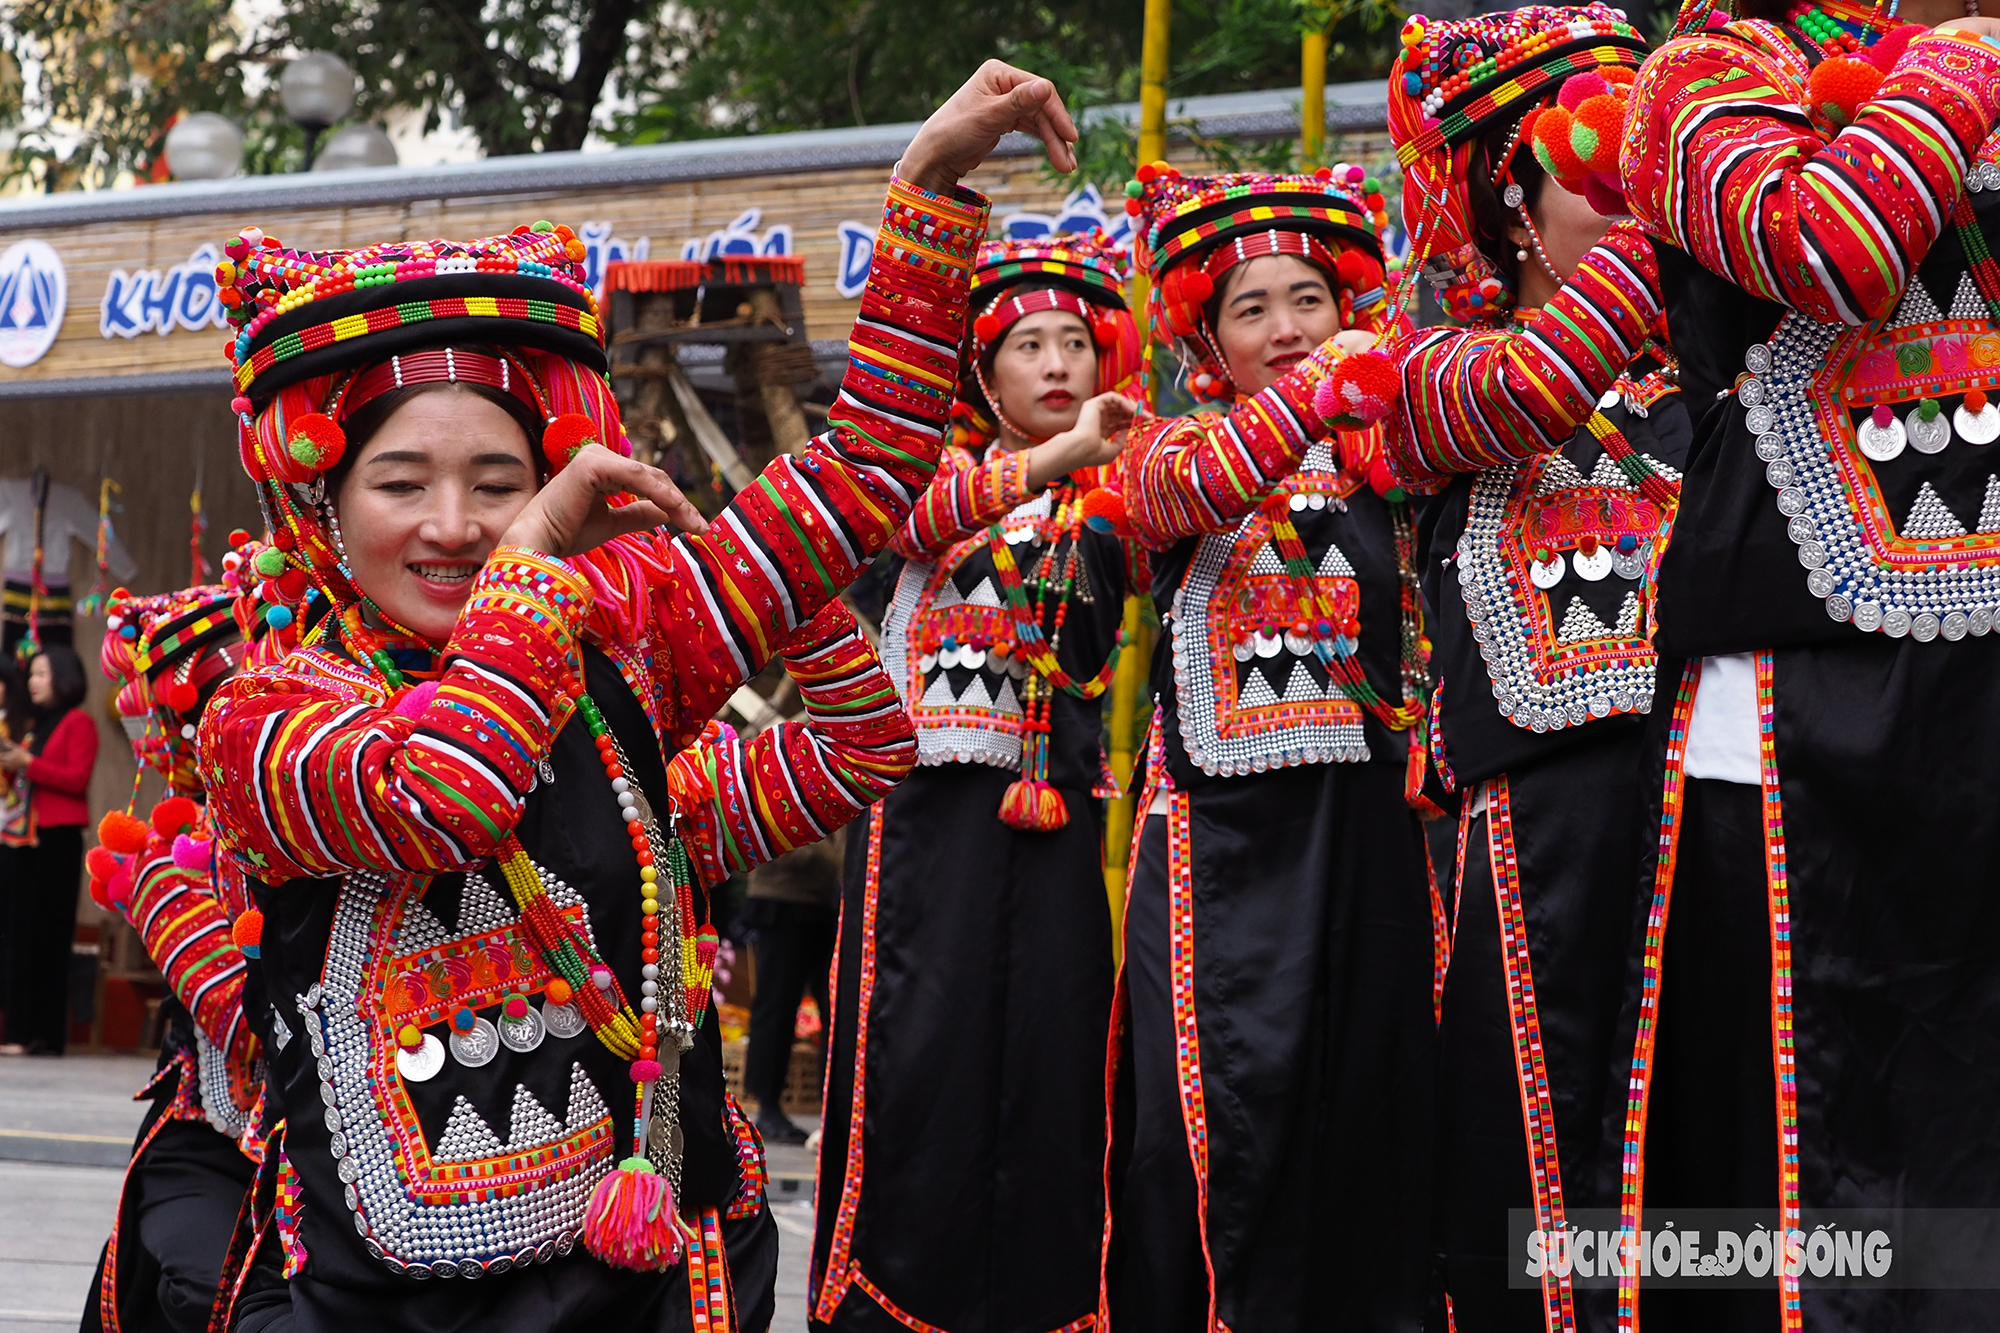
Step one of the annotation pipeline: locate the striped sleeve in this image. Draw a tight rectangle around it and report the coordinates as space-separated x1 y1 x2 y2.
581 176 989 749
1623 24 2000 325
889 445 1036 560
1384 223 1663 494
198 549 590 882
124 831 256 1083
666 600 915 885
1117 336 1348 545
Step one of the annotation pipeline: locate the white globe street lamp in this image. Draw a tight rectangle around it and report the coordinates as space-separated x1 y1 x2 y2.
162 112 245 180
311 122 399 172
281 52 358 169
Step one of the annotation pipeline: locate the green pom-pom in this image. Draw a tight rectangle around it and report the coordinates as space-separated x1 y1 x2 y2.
531 220 555 233
253 548 287 577
1569 122 1600 163
1363 176 1381 194
616 1155 656 1174
1918 398 1942 420
1125 179 1145 198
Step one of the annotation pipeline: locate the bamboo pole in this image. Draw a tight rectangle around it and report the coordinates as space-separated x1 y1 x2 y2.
1103 0 1174 964
1302 26 1328 168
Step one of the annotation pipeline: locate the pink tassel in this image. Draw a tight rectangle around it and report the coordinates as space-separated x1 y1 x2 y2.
998 778 1070 831
581 1158 683 1271
392 679 439 719
172 833 211 871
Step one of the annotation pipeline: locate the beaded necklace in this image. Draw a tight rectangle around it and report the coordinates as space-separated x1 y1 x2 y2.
984 482 1124 831
1259 487 1428 733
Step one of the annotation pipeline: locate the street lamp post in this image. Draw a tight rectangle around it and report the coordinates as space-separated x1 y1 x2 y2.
281 52 357 170
162 112 245 180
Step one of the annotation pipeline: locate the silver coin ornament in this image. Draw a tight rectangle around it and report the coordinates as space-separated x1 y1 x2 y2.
396 1032 446 1083
1253 631 1284 659
1572 546 1614 582
541 997 587 1039
1957 401 2000 445
1858 408 1907 462
1530 553 1566 589
1612 545 1648 580
499 1004 546 1053
1906 403 1952 455
448 1015 500 1067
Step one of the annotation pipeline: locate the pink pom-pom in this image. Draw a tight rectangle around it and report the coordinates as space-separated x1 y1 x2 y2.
1582 173 1628 218
1864 23 1919 72
581 1159 683 1271
1703 8 1731 26
391 680 439 719
172 833 212 871
1313 351 1401 428
1557 72 1610 112
630 1059 662 1082
230 396 253 415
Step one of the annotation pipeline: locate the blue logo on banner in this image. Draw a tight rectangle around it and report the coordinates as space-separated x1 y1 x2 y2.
0 239 67 368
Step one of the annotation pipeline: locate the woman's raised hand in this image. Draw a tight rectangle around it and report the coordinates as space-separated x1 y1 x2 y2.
1027 392 1138 487
900 60 1079 195
499 443 708 558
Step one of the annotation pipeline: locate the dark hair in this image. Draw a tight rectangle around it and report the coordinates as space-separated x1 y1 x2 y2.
326 376 548 495
1732 0 1786 20
26 645 87 753
1469 117 1551 287
0 653 24 740
1202 252 1338 334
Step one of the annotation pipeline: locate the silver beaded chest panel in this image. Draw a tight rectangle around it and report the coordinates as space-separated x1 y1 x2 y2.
194 1028 259 1139
884 492 1065 770
1455 412 1678 733
1172 443 1371 777
296 864 617 1280
1744 262 2000 642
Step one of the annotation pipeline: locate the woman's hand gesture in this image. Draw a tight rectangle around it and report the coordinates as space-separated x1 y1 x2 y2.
499 444 708 558
1027 392 1138 488
900 60 1079 194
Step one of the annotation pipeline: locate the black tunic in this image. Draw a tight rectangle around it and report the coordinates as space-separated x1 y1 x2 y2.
811 506 1122 1333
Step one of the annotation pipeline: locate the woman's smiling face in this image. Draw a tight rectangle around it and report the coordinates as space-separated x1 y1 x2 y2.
333 387 540 643
1212 253 1341 397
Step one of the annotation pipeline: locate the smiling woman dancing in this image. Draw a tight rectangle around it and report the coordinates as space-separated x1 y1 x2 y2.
193 64 1081 1333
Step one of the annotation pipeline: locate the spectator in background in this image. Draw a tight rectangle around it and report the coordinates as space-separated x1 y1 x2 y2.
743 837 840 1145
0 645 98 1056
0 654 26 1011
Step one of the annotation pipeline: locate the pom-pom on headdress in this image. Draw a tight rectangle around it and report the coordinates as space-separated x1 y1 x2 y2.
1125 164 1389 402
960 232 1141 448
216 220 636 637
1387 6 1648 324
101 582 245 795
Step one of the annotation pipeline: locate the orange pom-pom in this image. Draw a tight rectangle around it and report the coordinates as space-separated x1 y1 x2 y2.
231 909 263 958
85 846 123 885
1078 485 1129 535
151 796 200 838
1601 66 1636 88
1807 55 1883 128
542 413 600 472
1570 95 1627 174
1531 107 1587 183
973 312 1003 345
98 810 151 855
284 412 346 474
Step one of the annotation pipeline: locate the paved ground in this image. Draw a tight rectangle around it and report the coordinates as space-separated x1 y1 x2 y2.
0 1053 822 1332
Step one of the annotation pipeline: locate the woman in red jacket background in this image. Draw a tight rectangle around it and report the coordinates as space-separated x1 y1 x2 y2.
0 644 99 1055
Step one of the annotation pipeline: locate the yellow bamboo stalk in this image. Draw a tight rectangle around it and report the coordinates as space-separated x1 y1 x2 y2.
1104 0 1174 962
1302 27 1328 167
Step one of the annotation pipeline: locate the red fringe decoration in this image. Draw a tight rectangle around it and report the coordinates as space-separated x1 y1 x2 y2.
998 777 1070 831
599 260 706 294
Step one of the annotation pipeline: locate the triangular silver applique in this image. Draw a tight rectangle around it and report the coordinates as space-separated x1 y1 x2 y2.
433 1096 505 1163
1281 661 1321 704
930 579 965 611
1316 539 1355 579
1238 671 1281 708
1557 597 1611 643
992 676 1022 716
1888 279 1943 329
1534 453 1589 495
1247 542 1285 576
956 674 993 710
1588 451 1634 490
1902 481 1967 539
563 1063 610 1131
1616 590 1642 635
1978 476 2000 533
455 872 515 937
919 672 959 708
395 898 452 955
1949 272 1988 321
964 577 1004 608
505 1085 566 1151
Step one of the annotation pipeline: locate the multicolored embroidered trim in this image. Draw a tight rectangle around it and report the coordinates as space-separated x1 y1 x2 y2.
1616 660 1699 1333
1488 776 1575 1333
1754 651 1803 1333
1165 788 1224 1331
685 1207 734 1333
234 297 599 393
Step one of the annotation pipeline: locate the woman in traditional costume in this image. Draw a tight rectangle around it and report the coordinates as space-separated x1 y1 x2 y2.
195 64 1082 1333
1102 165 1435 1332
810 232 1139 1332
1611 1 2000 1327
83 562 283 1333
1365 9 1679 1327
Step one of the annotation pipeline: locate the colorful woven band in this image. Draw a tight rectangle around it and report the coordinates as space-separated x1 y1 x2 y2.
1155 201 1372 271
131 606 237 676
233 296 600 395
1200 228 1341 284
1396 36 1648 165
335 348 547 423
976 287 1099 348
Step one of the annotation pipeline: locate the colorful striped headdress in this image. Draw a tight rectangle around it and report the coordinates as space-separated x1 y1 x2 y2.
1387 6 1647 323
101 583 244 793
1125 166 1389 401
216 221 634 632
958 232 1142 446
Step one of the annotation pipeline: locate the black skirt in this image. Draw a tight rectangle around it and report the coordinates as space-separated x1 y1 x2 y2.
811 762 1115 1333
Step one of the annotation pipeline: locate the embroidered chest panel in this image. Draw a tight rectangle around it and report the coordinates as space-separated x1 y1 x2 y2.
1172 444 1371 777
884 492 1092 769
1456 400 1678 732
1746 260 2000 642
297 865 617 1278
